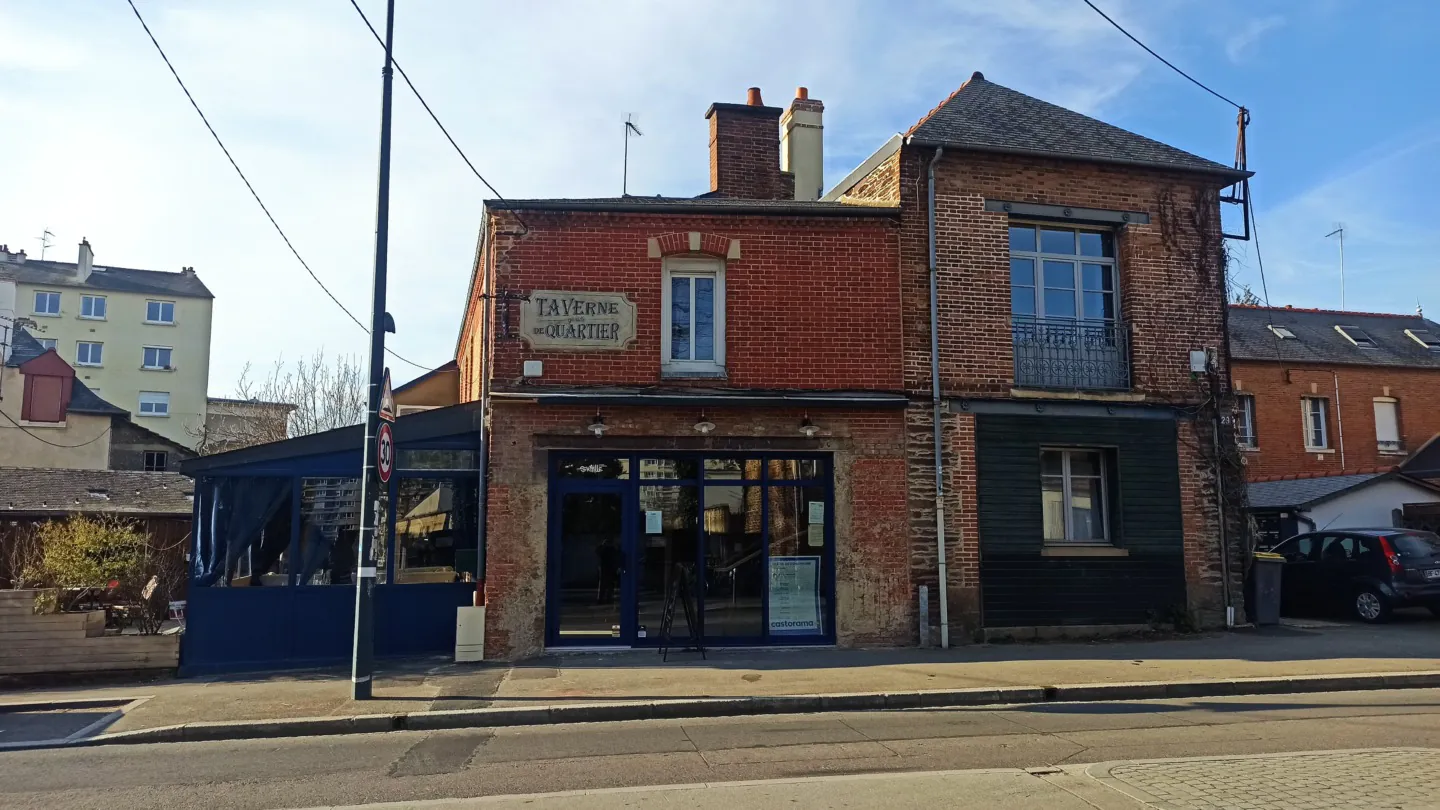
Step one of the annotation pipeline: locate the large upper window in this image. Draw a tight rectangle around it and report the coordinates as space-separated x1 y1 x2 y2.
33 291 60 316
1009 225 1116 321
146 300 176 324
1235 394 1257 448
1303 397 1329 450
662 258 725 375
1041 448 1110 544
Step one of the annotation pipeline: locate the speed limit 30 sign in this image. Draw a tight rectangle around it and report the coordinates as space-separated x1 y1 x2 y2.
377 421 394 483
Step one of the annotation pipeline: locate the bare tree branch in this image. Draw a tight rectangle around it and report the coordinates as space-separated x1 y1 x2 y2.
195 350 366 453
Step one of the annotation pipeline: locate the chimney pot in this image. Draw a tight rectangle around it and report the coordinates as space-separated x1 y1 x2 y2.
796 86 808 100
746 87 763 106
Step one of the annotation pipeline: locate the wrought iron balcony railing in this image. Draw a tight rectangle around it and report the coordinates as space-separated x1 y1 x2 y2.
1012 315 1131 391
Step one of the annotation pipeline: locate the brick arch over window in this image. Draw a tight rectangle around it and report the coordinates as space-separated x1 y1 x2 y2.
646 231 740 260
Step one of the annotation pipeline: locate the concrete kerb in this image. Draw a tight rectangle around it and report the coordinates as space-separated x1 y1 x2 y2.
19 669 1440 751
0 697 139 714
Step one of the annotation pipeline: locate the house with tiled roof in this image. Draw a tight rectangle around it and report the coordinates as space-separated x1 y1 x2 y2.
0 238 213 448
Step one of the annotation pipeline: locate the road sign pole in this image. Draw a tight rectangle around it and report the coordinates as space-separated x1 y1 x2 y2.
352 0 396 701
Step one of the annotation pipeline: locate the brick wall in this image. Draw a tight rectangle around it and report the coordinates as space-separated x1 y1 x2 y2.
469 210 902 392
1234 360 1440 477
481 402 909 659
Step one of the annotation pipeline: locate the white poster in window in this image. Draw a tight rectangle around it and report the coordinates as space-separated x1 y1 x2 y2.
768 556 821 636
807 501 825 524
807 524 824 548
645 510 663 534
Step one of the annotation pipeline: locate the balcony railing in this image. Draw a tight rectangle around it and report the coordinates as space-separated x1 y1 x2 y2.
1012 315 1131 391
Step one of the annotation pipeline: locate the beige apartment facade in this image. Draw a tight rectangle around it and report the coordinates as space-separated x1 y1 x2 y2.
1 240 213 448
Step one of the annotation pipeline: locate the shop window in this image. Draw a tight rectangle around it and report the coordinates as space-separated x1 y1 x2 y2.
639 458 698 480
702 483 765 638
395 477 478 583
557 457 630 479
1041 448 1111 544
635 485 699 641
766 484 827 637
297 477 379 585
195 477 293 587
767 458 825 480
702 458 761 480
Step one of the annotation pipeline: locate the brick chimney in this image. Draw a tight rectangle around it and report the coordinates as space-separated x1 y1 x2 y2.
780 87 824 201
705 87 794 200
77 238 93 282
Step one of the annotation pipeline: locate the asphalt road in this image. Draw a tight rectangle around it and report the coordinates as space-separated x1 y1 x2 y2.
5 688 1440 809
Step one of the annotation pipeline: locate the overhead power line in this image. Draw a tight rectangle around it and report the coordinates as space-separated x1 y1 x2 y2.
345 0 529 233
123 0 432 371
0 409 113 449
1081 0 1243 110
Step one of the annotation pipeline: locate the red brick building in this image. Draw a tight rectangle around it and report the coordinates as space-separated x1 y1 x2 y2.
826 72 1250 639
1229 305 1440 478
458 90 912 659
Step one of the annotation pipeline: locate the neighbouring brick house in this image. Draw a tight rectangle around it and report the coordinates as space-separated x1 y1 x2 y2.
1228 305 1440 477
459 88 912 659
825 72 1250 639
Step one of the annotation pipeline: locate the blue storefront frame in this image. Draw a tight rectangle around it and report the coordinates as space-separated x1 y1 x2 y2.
179 418 482 676
545 451 836 649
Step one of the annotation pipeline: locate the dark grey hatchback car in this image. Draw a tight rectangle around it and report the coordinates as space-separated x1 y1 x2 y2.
1271 529 1440 622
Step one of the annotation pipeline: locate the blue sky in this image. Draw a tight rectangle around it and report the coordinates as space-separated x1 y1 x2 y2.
1 1 1436 389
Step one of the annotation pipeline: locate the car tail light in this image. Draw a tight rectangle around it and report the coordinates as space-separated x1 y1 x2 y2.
1379 537 1404 575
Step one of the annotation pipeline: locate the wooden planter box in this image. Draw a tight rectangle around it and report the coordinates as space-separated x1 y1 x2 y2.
0 589 179 675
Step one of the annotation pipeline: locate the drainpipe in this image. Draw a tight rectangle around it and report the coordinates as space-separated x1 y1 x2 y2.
474 223 494 606
1332 371 1346 471
926 146 950 649
1207 348 1232 627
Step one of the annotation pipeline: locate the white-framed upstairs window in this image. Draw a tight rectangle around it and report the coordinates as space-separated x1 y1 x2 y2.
33 290 61 316
145 300 176 324
1235 394 1257 448
36 338 57 351
1302 397 1330 450
138 391 170 417
142 346 174 370
661 257 725 376
1374 397 1402 454
80 294 107 319
1041 448 1111 544
76 341 103 366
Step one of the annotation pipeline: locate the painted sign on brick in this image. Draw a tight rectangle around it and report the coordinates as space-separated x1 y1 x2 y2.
520 291 637 351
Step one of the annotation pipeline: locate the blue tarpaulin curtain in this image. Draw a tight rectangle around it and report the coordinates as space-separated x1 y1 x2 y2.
196 477 293 586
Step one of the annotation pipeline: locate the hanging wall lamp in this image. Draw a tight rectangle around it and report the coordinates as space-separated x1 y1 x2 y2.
799 415 820 438
587 413 608 436
693 413 716 434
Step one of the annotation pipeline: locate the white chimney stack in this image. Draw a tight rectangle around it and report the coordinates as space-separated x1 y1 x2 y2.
77 238 93 282
781 87 824 201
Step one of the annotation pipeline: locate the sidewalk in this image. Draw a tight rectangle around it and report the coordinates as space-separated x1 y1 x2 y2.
4 616 1440 746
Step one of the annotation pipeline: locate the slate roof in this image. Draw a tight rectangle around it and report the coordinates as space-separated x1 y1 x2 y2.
906 72 1247 180
1400 433 1440 480
5 329 128 416
0 257 213 299
0 468 193 515
486 197 899 217
1247 472 1387 509
1229 306 1440 368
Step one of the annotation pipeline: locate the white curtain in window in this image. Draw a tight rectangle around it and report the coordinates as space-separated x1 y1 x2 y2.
1374 400 1400 449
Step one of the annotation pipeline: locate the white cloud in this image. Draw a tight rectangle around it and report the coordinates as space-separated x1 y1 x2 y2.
1225 15 1284 63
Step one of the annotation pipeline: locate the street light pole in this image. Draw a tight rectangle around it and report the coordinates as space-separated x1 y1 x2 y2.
352 0 397 701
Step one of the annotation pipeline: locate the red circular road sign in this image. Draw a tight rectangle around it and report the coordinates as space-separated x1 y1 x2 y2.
377 422 394 483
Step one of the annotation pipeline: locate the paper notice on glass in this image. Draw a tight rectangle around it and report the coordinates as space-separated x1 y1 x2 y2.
768 556 821 635
808 501 824 524
807 524 824 548
645 510 663 534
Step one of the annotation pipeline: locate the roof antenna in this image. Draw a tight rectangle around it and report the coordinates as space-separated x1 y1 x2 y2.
1418 299 1425 318
623 114 642 197
34 228 54 260
1325 224 1345 310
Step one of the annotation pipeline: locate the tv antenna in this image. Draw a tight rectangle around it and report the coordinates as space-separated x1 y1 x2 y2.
1325 224 1345 310
35 228 54 260
623 114 642 196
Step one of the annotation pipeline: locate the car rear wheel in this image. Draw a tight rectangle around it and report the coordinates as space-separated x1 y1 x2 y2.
1354 588 1391 623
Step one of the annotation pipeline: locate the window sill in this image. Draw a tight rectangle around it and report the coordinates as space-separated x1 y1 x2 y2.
31 312 60 318
77 316 107 322
141 366 176 372
76 364 104 369
1305 447 1335 454
661 368 728 380
1238 445 1260 452
1041 545 1129 558
137 413 171 419
19 420 66 429
144 321 177 327
1379 450 1409 456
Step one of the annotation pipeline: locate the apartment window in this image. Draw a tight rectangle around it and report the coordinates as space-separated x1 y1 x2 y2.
80 295 107 319
36 338 57 351
146 300 176 324
1235 394 1257 448
1009 225 1116 321
33 291 60 316
1374 397 1402 453
661 258 725 375
138 391 170 417
143 451 169 472
1303 397 1329 450
75 341 103 366
142 346 173 370
1041 448 1110 544
1335 325 1377 348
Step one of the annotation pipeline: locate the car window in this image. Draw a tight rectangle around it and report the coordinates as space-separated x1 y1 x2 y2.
1278 536 1319 563
1320 535 1355 562
1357 536 1385 563
1391 532 1440 558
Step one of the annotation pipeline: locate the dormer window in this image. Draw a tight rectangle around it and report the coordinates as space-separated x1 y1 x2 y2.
1335 325 1376 348
1405 329 1440 350
1267 325 1296 340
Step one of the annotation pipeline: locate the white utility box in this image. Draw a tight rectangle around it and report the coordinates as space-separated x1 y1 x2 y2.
455 605 486 662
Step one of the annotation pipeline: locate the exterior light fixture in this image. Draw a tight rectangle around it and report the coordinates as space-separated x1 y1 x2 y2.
693 414 716 434
587 413 608 436
799 416 820 438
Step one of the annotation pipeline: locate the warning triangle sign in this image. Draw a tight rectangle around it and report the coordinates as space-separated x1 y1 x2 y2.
378 367 396 423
